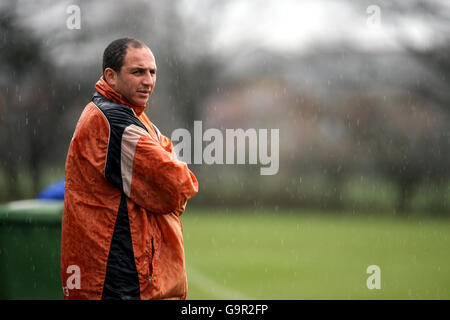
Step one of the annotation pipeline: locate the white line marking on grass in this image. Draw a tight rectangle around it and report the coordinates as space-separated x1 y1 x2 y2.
187 267 252 300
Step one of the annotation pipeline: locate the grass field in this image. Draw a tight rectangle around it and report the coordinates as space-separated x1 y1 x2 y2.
181 208 450 299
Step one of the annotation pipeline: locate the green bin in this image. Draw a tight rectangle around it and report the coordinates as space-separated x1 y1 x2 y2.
0 199 63 299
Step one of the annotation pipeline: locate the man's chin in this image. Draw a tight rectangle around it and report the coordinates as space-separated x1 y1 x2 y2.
133 99 149 106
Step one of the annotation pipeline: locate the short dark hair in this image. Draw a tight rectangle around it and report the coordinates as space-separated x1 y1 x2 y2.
102 38 145 74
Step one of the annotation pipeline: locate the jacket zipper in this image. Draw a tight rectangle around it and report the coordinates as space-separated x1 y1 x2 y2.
149 237 155 285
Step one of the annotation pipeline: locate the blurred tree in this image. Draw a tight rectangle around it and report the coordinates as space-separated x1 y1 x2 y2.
387 0 449 213
345 0 450 214
154 1 222 132
345 93 449 214
0 2 50 199
0 2 76 200
387 0 450 113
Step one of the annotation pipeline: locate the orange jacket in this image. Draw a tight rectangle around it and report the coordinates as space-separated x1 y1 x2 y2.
61 77 198 300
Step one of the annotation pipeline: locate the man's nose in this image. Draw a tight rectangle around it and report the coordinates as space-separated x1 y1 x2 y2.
142 71 154 87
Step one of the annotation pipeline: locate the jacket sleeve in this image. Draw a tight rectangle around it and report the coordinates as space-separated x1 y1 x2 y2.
119 124 198 215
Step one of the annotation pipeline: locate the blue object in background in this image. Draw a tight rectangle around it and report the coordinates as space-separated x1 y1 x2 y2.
37 179 65 200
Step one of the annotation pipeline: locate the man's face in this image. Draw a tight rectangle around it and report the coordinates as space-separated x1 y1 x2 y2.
108 46 157 106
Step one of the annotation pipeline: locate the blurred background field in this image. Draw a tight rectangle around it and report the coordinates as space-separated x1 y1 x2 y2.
183 208 450 299
1 0 449 299
1 203 449 299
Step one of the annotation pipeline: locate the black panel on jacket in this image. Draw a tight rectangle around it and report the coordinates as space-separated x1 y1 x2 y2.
92 92 148 190
102 193 140 300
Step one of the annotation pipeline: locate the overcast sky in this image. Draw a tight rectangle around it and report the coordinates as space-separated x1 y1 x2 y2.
181 0 445 54
4 0 447 67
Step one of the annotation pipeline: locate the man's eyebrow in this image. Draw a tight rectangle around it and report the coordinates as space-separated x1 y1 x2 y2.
129 66 157 71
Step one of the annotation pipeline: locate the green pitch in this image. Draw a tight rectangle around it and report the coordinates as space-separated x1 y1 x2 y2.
182 208 450 299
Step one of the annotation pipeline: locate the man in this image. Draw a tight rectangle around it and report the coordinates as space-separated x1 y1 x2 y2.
61 38 198 300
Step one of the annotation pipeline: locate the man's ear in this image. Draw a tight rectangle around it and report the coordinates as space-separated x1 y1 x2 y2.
104 68 117 88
